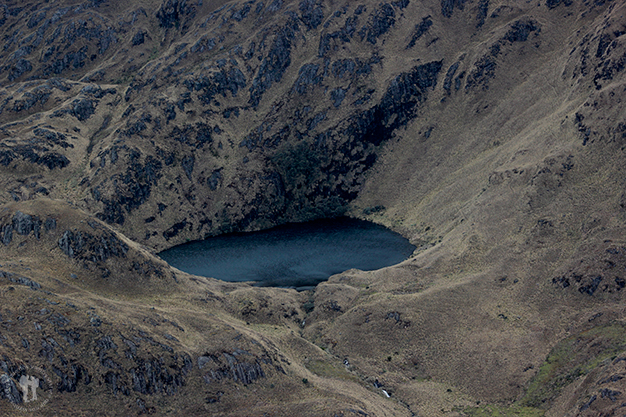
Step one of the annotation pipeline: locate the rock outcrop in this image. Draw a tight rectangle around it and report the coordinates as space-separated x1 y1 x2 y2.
1 0 626 416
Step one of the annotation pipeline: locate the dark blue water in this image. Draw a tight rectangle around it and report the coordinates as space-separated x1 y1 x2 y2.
158 217 415 290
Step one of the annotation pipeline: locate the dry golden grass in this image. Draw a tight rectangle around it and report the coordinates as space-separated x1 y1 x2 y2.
2 0 626 415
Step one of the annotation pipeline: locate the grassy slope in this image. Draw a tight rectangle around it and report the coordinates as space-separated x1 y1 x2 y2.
1 0 626 416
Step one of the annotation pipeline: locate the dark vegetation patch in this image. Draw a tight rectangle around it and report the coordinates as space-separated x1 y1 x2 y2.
521 322 626 408
466 18 540 90
552 244 626 296
58 229 129 263
406 16 433 49
249 19 299 107
92 150 162 225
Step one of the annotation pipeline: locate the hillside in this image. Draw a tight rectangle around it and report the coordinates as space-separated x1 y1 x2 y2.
1 0 626 415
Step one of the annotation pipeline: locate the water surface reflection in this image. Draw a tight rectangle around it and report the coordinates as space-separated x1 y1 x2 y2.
158 217 416 290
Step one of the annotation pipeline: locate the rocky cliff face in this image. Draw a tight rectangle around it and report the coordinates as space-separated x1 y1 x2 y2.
1 0 626 416
1 0 454 250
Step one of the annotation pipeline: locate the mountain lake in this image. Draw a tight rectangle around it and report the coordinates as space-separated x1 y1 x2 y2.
158 217 416 290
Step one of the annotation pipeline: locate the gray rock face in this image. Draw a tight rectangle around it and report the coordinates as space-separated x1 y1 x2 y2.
39 337 61 362
0 211 46 245
201 352 267 385
0 373 22 404
359 3 398 45
249 18 299 107
156 0 194 30
443 62 460 93
441 0 467 18
407 16 432 49
465 17 540 91
299 0 324 30
8 58 32 81
57 229 129 263
71 98 95 121
0 0 482 249
330 88 346 108
184 67 247 106
91 151 163 225
292 63 322 94
130 358 184 395
12 211 41 237
53 364 91 393
206 169 222 191
132 31 145 46
0 270 41 290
